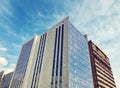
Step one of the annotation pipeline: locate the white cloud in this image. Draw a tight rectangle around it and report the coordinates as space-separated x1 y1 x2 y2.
0 56 13 74
0 63 16 74
0 47 7 52
0 56 8 66
0 55 15 74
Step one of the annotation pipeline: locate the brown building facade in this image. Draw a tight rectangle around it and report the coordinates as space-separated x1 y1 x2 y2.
88 41 116 88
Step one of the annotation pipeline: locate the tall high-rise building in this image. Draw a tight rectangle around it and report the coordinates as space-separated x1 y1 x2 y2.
9 17 93 88
0 72 13 88
88 41 116 88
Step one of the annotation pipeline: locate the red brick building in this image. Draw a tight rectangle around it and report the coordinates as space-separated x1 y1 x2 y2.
88 41 116 88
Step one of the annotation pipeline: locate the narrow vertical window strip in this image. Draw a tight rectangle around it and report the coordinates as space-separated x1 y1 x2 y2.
55 26 61 87
33 34 45 88
31 36 42 88
51 28 58 88
59 24 64 88
36 33 47 88
38 33 47 74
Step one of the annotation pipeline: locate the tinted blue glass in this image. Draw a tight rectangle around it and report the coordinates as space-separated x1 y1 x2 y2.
69 23 93 88
10 39 34 88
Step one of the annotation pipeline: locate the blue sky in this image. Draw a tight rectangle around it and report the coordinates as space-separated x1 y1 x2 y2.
0 0 120 87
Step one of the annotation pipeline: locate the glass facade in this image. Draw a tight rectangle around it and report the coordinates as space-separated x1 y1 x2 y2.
69 23 93 88
10 39 34 88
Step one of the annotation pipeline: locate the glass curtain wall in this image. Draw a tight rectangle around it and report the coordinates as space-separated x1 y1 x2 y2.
69 23 93 88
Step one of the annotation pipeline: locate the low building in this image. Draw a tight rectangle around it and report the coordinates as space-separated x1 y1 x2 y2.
0 72 14 88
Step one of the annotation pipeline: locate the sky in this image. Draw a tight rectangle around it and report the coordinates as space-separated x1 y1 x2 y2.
0 0 120 87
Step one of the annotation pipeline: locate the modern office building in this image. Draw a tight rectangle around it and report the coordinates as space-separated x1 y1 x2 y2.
9 17 93 88
88 41 116 88
0 72 13 88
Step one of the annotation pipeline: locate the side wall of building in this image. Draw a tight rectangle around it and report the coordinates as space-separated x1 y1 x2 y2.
9 38 34 88
22 36 40 88
68 23 93 88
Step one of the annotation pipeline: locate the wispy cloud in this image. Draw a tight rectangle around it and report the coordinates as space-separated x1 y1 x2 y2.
12 43 21 49
0 47 7 52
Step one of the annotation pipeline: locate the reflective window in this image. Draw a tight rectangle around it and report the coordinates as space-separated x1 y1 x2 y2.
69 23 93 88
